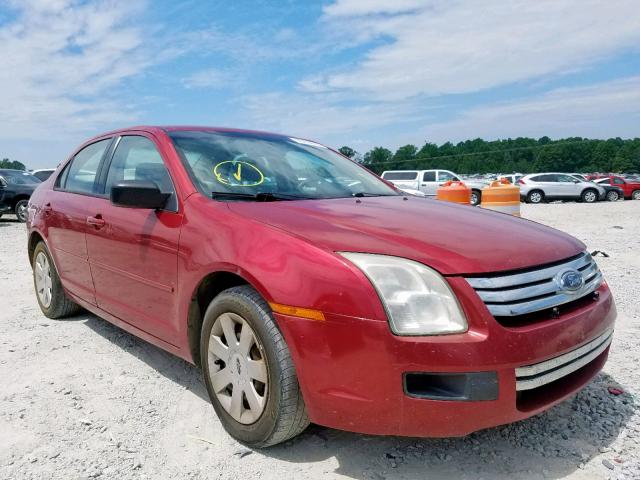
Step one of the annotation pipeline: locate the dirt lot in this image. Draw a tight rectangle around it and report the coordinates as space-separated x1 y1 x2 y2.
1 201 639 480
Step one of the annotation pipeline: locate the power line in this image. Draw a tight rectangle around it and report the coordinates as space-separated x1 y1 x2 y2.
364 138 596 166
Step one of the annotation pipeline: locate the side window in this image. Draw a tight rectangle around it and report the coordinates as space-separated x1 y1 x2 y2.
422 171 436 182
557 174 576 183
382 171 418 181
64 139 111 194
613 177 625 185
438 171 456 182
106 136 177 211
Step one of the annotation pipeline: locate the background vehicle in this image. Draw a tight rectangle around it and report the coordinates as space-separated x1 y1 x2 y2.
0 169 41 222
31 168 56 181
497 173 524 184
570 173 589 181
597 183 625 202
381 169 487 205
593 176 640 200
518 173 605 204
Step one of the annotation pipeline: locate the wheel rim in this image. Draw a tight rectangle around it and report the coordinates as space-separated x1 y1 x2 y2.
607 192 618 201
471 193 478 205
634 191 640 200
531 192 541 203
17 202 28 221
585 191 596 202
34 251 53 308
207 312 268 424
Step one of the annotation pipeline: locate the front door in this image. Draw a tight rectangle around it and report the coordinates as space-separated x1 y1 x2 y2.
85 134 183 345
420 171 437 195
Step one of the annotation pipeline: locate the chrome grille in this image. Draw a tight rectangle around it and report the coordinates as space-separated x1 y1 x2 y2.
465 252 603 317
515 328 613 391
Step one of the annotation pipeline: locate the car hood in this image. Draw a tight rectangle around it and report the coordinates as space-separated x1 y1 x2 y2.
228 196 584 275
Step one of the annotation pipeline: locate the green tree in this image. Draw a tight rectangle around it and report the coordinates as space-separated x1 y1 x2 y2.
363 147 393 173
338 146 356 158
0 158 26 170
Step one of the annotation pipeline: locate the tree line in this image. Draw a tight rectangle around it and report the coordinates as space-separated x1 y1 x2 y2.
0 158 27 170
340 137 640 175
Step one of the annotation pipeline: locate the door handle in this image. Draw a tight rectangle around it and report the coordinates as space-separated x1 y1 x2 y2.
86 215 105 229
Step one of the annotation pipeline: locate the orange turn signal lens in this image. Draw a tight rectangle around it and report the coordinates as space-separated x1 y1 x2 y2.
268 302 325 321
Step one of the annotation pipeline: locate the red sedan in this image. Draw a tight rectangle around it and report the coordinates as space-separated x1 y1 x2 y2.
26 126 615 447
593 175 640 200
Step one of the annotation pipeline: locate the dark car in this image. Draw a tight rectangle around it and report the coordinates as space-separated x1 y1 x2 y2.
0 169 41 222
598 183 625 202
31 169 56 182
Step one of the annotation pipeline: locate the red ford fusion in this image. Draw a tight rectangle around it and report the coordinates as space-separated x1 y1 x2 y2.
26 126 615 447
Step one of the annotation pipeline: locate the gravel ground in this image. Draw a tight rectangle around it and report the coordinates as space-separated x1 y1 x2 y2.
1 201 639 480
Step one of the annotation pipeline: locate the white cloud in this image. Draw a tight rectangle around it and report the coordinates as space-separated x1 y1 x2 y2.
314 0 640 100
181 69 229 89
0 0 149 139
411 76 640 144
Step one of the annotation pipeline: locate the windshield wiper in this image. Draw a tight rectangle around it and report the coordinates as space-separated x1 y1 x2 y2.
211 191 311 201
352 192 400 197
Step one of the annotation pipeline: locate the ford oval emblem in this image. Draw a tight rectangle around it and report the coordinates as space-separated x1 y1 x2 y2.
557 269 584 293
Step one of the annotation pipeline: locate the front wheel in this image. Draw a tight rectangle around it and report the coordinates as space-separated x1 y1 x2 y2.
15 199 29 222
201 286 309 447
470 190 481 206
581 189 598 203
632 190 640 200
606 190 620 202
32 242 81 318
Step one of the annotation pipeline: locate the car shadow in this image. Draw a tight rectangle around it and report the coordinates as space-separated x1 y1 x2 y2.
0 216 19 224
79 311 633 479
81 312 210 401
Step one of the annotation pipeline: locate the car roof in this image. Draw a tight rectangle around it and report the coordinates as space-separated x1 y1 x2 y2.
89 125 295 143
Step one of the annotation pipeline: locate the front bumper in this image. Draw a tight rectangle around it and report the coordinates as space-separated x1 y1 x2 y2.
275 281 616 437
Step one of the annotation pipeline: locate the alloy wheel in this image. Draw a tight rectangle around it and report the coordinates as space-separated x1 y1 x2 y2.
584 191 597 203
530 192 542 203
606 191 619 202
16 201 28 222
207 312 268 424
34 251 53 308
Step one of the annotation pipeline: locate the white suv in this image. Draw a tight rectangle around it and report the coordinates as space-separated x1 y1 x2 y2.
519 173 605 204
381 169 487 205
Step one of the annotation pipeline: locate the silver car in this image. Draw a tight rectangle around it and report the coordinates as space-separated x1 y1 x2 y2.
519 173 606 204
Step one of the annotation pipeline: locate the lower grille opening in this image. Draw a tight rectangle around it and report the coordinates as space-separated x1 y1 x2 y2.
516 348 609 412
404 372 498 401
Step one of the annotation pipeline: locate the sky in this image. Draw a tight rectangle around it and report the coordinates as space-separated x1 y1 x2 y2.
1 0 639 169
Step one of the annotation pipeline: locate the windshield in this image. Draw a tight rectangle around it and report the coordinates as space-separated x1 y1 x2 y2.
168 131 398 200
0 170 41 185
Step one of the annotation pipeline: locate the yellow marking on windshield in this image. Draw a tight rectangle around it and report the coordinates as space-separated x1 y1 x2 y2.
213 160 265 187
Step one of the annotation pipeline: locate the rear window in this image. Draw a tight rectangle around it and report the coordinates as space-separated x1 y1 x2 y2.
382 171 417 181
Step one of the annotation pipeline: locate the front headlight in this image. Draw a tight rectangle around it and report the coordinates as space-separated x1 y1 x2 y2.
339 253 467 336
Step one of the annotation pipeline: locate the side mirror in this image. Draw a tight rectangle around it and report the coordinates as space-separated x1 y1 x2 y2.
111 180 170 209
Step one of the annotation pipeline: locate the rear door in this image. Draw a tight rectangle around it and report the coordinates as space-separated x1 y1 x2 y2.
85 134 183 344
420 171 437 195
46 138 113 305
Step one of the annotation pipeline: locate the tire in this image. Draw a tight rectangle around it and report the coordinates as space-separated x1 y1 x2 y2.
32 242 82 318
581 189 598 203
470 190 481 206
526 190 544 204
632 190 640 200
200 285 309 447
606 190 620 202
15 199 29 222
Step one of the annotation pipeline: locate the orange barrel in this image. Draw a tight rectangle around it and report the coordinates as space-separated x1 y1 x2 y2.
480 178 521 216
436 180 471 205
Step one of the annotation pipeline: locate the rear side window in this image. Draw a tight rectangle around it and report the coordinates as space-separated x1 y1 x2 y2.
422 171 436 182
383 171 417 181
64 139 111 194
106 136 177 211
530 174 555 182
613 177 625 185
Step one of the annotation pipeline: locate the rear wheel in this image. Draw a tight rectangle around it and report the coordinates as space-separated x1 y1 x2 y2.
581 189 598 203
606 190 620 202
15 199 28 222
201 285 309 447
526 190 544 204
32 242 81 318
632 190 640 200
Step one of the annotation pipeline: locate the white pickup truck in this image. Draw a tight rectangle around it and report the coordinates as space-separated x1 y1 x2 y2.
381 169 488 205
